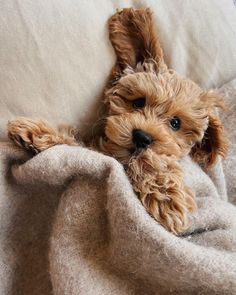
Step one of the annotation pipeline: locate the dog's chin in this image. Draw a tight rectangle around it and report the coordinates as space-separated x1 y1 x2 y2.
120 147 149 170
99 137 176 165
128 146 148 156
110 147 147 166
127 146 183 168
127 146 158 163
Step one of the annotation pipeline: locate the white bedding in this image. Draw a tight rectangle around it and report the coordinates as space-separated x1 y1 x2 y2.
0 0 236 139
1 2 236 294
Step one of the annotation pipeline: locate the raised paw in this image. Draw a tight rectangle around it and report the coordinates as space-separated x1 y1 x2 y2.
8 117 77 154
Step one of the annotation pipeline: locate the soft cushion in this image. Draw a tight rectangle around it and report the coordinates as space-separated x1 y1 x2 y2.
0 0 236 138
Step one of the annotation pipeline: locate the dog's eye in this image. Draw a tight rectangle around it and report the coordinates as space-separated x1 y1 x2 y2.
132 98 146 108
170 117 181 131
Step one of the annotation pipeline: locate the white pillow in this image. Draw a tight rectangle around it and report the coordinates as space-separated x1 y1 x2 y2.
0 0 236 139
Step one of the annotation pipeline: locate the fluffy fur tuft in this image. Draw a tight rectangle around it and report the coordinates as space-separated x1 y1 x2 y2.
127 150 196 234
8 118 78 153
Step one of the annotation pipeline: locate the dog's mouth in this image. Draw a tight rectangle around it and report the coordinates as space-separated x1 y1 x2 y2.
123 147 149 171
128 146 150 156
99 134 156 164
128 147 136 154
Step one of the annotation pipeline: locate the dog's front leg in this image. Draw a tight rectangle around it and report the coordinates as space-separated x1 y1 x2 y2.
127 151 196 234
8 117 79 154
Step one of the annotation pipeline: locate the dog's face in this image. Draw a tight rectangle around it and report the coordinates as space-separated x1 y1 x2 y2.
102 64 224 165
102 8 227 168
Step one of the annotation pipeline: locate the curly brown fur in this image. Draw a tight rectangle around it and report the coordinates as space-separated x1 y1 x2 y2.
127 150 196 234
7 8 228 234
101 8 228 233
8 118 78 154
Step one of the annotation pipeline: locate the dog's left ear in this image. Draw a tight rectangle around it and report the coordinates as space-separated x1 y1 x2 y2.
191 91 228 168
108 8 164 83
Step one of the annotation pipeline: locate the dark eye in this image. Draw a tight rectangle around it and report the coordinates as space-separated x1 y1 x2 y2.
170 117 181 131
132 98 146 108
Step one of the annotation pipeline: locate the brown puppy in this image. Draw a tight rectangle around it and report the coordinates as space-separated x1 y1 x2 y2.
8 8 228 234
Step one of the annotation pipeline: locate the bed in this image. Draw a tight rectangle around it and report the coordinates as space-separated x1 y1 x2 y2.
1 1 236 294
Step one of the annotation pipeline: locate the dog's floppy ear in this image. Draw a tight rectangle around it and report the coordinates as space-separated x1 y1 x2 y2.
191 91 228 168
108 8 164 82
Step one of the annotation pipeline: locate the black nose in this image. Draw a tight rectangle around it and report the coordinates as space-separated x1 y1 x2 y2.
132 129 153 149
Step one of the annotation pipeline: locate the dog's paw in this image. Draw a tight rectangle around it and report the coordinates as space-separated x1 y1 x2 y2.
7 117 62 153
127 151 197 234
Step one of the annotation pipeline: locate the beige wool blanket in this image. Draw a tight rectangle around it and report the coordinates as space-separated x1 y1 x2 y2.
1 80 236 295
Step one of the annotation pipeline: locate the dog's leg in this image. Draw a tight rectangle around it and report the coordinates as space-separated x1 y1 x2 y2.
127 152 196 234
8 117 78 154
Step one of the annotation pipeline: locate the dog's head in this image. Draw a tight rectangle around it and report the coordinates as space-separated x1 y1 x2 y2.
101 8 227 167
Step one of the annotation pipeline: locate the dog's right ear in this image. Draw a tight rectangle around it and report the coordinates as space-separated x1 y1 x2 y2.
191 91 228 168
108 8 164 83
